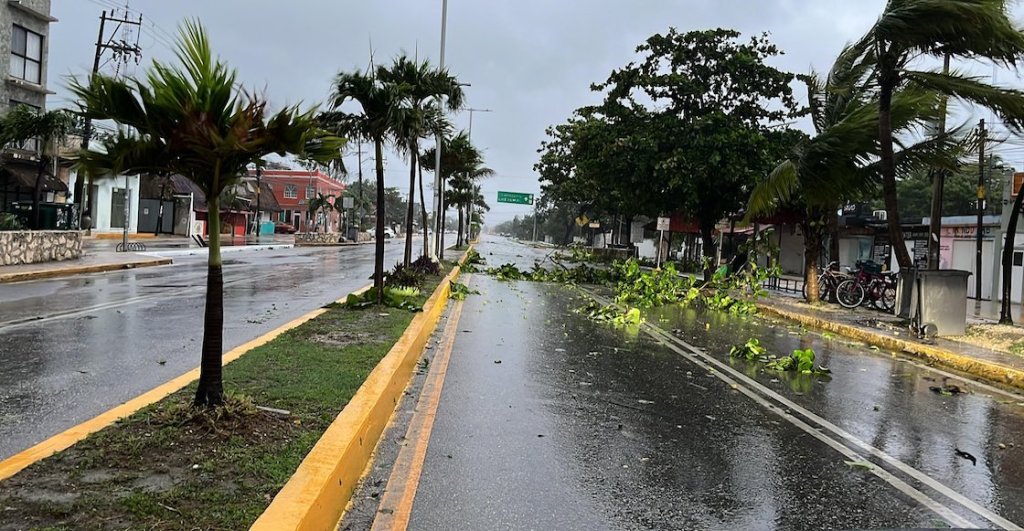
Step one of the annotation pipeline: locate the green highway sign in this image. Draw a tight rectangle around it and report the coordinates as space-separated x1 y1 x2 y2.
497 191 534 205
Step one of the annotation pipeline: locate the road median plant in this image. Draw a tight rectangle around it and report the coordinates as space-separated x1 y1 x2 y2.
0 274 444 530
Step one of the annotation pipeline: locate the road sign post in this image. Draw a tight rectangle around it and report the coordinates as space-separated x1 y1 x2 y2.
656 216 670 269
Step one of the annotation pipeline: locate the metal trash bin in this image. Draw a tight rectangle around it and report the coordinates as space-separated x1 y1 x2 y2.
895 269 972 336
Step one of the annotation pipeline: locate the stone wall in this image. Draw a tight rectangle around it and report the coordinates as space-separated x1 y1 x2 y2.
295 232 347 246
0 230 82 266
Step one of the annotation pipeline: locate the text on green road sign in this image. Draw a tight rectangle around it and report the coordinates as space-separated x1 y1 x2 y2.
497 191 534 205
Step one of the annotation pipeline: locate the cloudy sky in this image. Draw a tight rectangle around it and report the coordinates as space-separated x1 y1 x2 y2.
47 0 1024 223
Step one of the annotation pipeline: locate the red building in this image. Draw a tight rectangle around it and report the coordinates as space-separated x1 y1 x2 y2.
252 168 346 233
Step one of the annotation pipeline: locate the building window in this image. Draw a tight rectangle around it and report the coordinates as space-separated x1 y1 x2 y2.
306 186 316 199
11 26 43 84
284 184 297 199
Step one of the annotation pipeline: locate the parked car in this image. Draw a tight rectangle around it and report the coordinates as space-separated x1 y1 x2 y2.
274 222 296 234
383 227 396 239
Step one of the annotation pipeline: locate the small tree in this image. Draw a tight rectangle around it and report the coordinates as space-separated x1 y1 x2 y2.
72 21 343 407
0 105 75 229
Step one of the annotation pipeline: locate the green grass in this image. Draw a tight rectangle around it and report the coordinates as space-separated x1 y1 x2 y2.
0 276 441 531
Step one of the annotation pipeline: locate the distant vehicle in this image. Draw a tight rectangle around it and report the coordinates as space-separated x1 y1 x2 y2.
383 227 396 239
274 222 296 234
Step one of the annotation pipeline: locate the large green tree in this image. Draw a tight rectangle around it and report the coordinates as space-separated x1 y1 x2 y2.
72 21 343 407
592 28 799 280
0 105 76 229
852 0 1024 268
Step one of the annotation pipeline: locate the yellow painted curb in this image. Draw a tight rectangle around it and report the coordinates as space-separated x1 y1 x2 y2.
0 258 173 284
757 303 1024 391
251 250 471 531
0 285 370 483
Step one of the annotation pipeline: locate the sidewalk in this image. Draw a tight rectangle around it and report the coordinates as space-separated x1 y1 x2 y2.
757 294 1024 390
0 251 172 283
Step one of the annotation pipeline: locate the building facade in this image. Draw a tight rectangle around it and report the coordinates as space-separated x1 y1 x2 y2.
254 168 345 233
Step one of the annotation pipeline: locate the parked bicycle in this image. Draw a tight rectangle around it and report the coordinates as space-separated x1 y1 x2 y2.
835 260 897 311
801 261 847 302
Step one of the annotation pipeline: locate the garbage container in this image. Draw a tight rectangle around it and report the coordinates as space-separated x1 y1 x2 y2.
895 269 972 336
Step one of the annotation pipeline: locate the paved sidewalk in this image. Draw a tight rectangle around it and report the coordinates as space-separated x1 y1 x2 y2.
0 251 171 283
758 295 1024 389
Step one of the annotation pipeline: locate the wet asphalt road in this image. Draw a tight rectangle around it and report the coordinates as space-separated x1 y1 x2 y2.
385 237 1024 530
0 240 420 460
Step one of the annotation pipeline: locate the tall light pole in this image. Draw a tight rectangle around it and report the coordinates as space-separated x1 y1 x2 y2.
432 0 449 259
466 108 491 242
467 107 492 139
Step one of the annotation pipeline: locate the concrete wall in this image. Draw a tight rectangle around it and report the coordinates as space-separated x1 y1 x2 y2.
295 232 346 246
0 229 80 265
0 0 53 109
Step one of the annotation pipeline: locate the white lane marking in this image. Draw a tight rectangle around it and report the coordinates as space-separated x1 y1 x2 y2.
640 325 978 529
643 322 1021 531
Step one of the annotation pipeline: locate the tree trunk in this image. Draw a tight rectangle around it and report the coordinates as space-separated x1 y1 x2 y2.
457 206 465 248
879 75 913 269
803 218 822 304
999 186 1024 324
419 159 429 259
374 140 386 304
438 190 447 260
700 222 716 283
404 144 416 267
194 192 225 407
32 160 45 230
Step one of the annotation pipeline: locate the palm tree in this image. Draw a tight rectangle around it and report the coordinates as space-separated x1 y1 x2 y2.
325 67 406 302
379 55 464 266
72 21 343 407
853 0 1024 269
0 105 76 229
749 43 967 302
307 192 335 232
421 131 489 253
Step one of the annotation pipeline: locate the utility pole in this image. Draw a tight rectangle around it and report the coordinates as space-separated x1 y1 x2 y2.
467 108 492 139
927 54 951 270
76 9 143 231
976 118 986 302
254 165 262 237
358 142 364 232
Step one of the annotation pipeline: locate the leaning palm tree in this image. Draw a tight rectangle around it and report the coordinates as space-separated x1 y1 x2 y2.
379 55 464 266
0 105 76 229
325 68 406 302
71 21 343 407
749 42 968 302
853 0 1024 268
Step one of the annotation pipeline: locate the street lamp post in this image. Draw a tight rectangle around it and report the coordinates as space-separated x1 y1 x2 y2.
432 0 449 259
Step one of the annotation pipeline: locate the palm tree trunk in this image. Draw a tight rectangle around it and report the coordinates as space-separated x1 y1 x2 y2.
803 218 822 303
879 76 913 269
999 187 1024 324
195 192 225 407
419 162 429 259
457 206 464 248
404 143 417 266
439 191 447 260
374 140 386 304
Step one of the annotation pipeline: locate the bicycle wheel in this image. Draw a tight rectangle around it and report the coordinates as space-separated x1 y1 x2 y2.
836 279 865 309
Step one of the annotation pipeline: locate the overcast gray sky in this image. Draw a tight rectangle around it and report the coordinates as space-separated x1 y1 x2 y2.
48 0 1024 223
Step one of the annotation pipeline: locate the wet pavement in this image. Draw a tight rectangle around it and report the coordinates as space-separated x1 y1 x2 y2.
0 240 414 460
354 236 1024 530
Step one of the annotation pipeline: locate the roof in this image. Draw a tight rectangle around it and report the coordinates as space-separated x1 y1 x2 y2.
0 161 67 192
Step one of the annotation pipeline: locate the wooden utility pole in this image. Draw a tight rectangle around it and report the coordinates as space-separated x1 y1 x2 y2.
976 119 986 301
76 9 143 230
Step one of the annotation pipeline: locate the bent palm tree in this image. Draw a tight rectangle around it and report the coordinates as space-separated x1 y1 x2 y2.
325 68 406 302
72 21 343 406
853 0 1024 268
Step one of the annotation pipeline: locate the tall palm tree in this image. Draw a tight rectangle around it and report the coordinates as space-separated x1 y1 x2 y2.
379 55 464 266
307 192 335 232
72 21 343 407
853 0 1024 268
325 68 406 301
421 131 488 252
749 42 967 302
0 105 76 229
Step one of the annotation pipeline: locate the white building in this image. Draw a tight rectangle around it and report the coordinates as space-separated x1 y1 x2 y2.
67 168 140 235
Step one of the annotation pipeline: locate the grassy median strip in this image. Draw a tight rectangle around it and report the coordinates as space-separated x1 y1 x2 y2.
0 276 440 531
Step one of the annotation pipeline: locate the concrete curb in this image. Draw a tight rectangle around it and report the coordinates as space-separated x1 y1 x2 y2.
0 258 173 284
251 250 470 531
757 303 1024 391
140 244 293 258
0 287 364 482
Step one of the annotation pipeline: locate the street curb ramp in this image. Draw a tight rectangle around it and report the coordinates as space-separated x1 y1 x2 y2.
757 303 1024 391
250 250 470 531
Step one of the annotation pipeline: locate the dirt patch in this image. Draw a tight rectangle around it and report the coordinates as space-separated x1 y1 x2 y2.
311 330 382 347
951 323 1024 357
